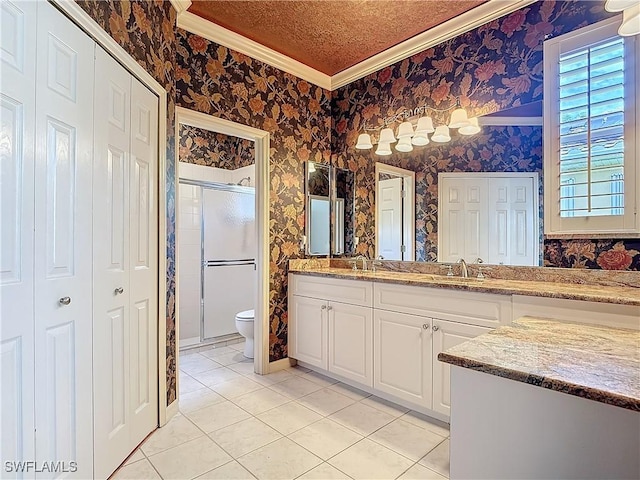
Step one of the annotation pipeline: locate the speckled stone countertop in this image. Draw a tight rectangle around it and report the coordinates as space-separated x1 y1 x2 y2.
288 265 640 306
438 317 640 411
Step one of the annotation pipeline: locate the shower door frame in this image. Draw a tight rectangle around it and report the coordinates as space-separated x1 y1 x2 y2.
176 107 270 375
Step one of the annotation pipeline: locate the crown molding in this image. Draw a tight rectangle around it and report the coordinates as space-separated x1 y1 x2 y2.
478 116 543 126
177 11 332 90
331 0 538 89
176 0 537 91
169 0 192 14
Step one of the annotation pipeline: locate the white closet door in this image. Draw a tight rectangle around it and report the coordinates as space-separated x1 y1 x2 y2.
0 0 37 473
128 72 158 447
33 2 95 478
377 177 403 260
439 178 466 262
92 47 132 478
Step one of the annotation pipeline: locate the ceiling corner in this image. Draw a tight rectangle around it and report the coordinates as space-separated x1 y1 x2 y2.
170 0 192 14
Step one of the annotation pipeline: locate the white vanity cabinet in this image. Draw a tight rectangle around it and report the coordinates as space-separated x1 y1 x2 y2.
288 275 374 386
431 320 491 415
373 310 433 407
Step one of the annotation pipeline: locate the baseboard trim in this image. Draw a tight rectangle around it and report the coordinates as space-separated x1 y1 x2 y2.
165 399 179 425
268 357 296 373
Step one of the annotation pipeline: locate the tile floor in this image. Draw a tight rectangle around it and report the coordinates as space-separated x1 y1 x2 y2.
112 342 450 480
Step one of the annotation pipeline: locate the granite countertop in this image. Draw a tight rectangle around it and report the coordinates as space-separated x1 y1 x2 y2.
289 266 640 306
438 317 640 411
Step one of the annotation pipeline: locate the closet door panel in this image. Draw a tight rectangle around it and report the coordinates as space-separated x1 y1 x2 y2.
129 78 158 444
33 2 94 477
0 1 37 471
92 46 133 479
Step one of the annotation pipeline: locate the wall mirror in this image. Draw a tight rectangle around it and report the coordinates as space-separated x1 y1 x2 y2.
375 163 415 261
305 161 355 257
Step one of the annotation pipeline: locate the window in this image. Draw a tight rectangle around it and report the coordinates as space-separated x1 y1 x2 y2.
544 17 639 236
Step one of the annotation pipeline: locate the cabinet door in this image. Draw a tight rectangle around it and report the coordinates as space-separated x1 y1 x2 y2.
288 295 327 369
373 310 432 408
432 320 490 415
328 302 373 386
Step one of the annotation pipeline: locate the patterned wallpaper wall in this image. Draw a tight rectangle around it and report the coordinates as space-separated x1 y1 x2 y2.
76 0 179 403
331 0 639 270
179 125 255 169
176 28 333 361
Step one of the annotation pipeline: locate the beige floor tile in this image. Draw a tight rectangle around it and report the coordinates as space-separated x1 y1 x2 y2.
179 387 226 414
213 351 250 366
360 395 410 418
328 438 413 480
179 354 222 375
257 401 322 435
228 341 247 352
208 417 282 458
244 369 294 386
300 371 340 387
398 463 447 480
148 436 231 480
211 377 263 399
369 418 447 461
237 438 322 480
297 463 353 479
328 402 395 436
401 411 450 437
196 460 256 479
232 387 290 415
298 388 356 416
123 449 145 466
227 361 256 375
190 367 242 387
179 373 206 395
288 418 363 460
185 400 251 433
269 376 324 399
200 346 237 358
111 458 160 480
418 439 450 478
141 414 203 456
327 382 371 401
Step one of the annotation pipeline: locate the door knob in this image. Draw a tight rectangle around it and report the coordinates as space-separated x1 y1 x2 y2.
327 305 333 311
59 296 71 306
432 325 440 332
422 324 429 330
321 304 327 310
114 287 124 295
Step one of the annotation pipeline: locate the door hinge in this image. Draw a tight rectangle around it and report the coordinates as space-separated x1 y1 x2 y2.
401 245 406 253
401 189 406 198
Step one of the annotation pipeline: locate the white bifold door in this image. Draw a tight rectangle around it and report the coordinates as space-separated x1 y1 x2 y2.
0 2 158 478
92 48 159 478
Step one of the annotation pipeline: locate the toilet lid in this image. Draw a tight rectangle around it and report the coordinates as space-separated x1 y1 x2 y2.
236 309 254 320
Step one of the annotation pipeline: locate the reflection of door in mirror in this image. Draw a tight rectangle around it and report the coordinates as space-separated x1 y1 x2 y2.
375 163 415 261
438 172 539 265
306 162 331 256
333 167 355 256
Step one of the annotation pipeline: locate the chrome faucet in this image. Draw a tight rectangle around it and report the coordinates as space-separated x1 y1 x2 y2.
458 258 469 278
371 255 384 272
354 254 368 271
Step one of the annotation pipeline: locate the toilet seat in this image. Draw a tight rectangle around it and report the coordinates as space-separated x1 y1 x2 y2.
235 309 254 321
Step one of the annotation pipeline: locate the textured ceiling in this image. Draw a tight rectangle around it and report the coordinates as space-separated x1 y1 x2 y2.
188 0 488 76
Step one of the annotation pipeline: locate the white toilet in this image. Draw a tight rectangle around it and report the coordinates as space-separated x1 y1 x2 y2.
234 309 254 359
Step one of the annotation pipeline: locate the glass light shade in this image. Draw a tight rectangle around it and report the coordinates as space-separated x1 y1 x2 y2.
415 116 435 134
448 108 470 128
396 121 414 138
605 0 637 12
431 125 451 142
618 4 640 36
355 133 373 149
458 117 481 135
411 133 430 146
375 142 392 156
379 127 397 144
395 137 414 152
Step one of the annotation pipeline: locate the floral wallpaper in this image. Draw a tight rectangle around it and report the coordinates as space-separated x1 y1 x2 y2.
75 0 179 404
331 0 638 270
544 239 640 270
176 28 332 361
179 125 255 169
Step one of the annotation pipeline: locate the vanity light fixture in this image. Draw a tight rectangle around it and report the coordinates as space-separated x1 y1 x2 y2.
355 96 480 155
605 0 640 36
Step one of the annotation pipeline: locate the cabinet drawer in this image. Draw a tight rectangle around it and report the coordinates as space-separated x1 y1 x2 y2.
374 283 511 328
289 274 373 307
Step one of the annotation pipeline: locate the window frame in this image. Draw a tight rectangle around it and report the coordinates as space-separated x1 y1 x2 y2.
543 16 640 238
